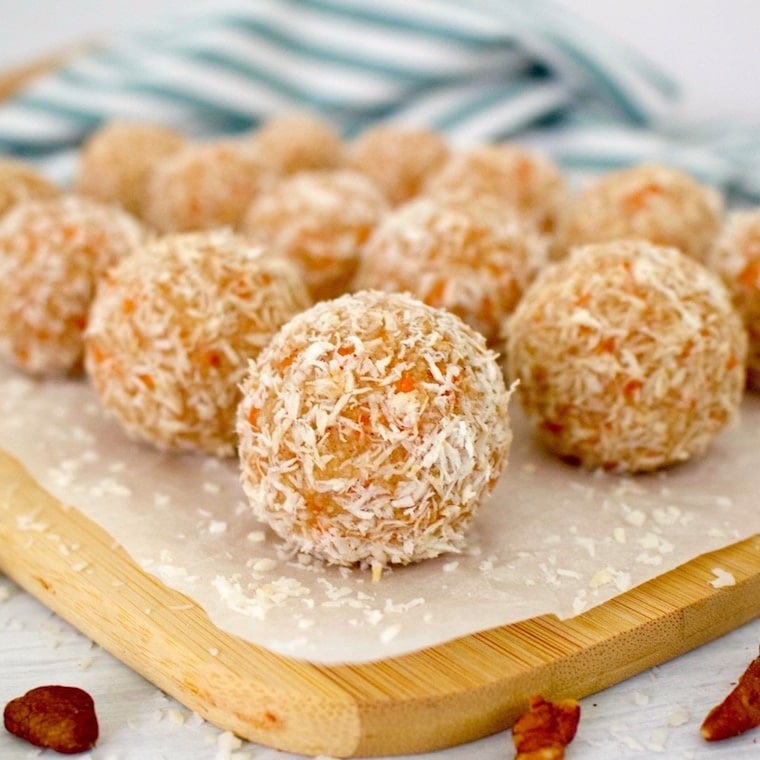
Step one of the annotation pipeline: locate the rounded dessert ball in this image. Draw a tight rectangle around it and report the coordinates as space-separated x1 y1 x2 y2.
424 143 567 233
0 195 146 376
236 290 514 569
241 169 389 301
505 240 746 473
77 121 186 218
0 157 59 218
553 163 723 261
249 111 343 174
707 209 760 390
353 196 547 344
85 230 311 457
144 139 277 233
345 124 449 205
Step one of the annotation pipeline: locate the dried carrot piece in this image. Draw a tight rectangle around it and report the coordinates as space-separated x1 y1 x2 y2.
206 350 222 368
622 378 643 402
395 373 416 393
738 260 760 289
621 182 662 213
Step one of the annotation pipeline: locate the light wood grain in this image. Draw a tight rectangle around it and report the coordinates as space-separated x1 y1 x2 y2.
0 447 759 757
0 43 93 101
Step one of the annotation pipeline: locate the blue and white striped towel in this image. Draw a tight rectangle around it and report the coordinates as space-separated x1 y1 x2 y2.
1 0 758 200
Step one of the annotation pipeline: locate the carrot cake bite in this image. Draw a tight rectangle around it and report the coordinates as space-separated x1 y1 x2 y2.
552 163 723 261
0 195 145 376
425 143 567 234
505 239 746 472
708 208 760 390
77 121 186 219
144 139 277 232
353 195 546 344
85 230 311 457
0 157 59 218
345 124 450 205
249 111 343 175
242 169 388 301
236 290 515 571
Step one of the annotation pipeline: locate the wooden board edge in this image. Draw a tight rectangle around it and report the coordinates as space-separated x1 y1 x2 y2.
341 536 760 755
0 449 364 757
0 42 93 101
1 447 759 757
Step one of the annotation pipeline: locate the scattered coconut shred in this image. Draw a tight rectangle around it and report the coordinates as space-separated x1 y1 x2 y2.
0 121 758 665
1 347 757 663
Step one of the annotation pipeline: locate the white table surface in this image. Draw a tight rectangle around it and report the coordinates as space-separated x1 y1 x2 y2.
2 1 760 758
2 577 760 760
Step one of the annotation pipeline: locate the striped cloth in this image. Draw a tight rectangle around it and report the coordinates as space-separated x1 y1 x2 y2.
0 0 758 200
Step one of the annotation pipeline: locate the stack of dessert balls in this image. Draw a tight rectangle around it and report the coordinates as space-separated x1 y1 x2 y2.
0 110 754 572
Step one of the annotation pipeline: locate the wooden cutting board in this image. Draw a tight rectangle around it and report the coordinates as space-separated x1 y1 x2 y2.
1 447 759 757
1 42 758 758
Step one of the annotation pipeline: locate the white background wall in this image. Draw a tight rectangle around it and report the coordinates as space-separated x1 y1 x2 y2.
0 0 758 124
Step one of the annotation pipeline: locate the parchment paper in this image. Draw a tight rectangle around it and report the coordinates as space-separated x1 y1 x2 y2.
0 363 757 664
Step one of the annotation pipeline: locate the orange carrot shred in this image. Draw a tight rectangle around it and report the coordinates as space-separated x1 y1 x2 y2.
623 378 642 401
395 374 415 393
622 182 662 213
738 260 760 289
596 336 616 353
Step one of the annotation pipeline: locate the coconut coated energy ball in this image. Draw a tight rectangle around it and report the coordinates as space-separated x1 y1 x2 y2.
353 196 547 344
249 112 343 175
236 290 514 570
0 195 146 376
242 169 389 301
85 230 311 457
553 163 723 261
77 121 186 218
424 143 567 233
506 240 746 473
0 157 59 218
144 139 277 233
708 209 760 390
345 124 450 205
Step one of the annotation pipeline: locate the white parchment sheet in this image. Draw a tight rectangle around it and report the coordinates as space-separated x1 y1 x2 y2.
0 363 756 664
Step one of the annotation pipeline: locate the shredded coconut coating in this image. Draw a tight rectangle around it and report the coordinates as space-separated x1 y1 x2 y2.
236 290 514 568
144 139 278 233
242 169 389 301
708 209 760 390
77 121 186 218
505 240 747 472
424 143 568 234
0 157 59 218
553 163 723 262
345 124 450 205
353 196 547 344
0 195 146 376
85 230 312 457
249 111 344 175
